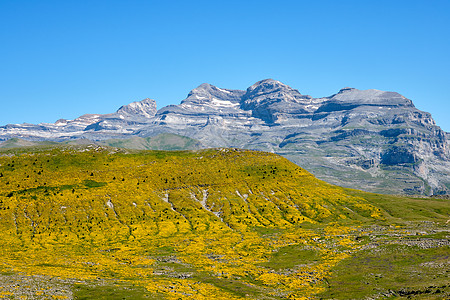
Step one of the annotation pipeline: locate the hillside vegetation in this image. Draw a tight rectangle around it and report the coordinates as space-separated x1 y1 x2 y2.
0 145 448 299
0 134 203 151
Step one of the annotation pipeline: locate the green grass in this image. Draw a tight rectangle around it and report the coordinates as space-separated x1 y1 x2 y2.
0 134 203 152
101 134 203 151
83 179 107 188
252 226 284 236
2 184 77 197
195 273 281 300
319 244 450 299
345 189 450 224
259 244 320 270
73 283 161 300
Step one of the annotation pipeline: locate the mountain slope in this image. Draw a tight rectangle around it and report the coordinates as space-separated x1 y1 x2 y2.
97 133 204 150
0 146 448 299
0 134 204 151
1 79 448 195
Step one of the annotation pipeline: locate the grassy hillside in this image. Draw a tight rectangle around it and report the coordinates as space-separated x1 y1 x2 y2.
0 138 59 148
0 145 448 299
0 134 203 151
98 133 204 150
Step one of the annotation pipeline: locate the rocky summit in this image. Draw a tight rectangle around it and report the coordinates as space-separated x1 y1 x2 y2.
1 79 449 195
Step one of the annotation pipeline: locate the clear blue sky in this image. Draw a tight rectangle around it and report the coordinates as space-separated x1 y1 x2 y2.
1 0 449 131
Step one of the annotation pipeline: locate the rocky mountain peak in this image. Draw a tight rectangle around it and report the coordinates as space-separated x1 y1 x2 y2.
330 88 414 107
55 119 68 125
182 83 244 105
244 79 302 99
187 83 216 96
338 87 356 93
116 98 157 118
240 79 312 123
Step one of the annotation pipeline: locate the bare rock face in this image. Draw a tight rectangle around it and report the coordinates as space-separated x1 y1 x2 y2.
116 98 157 118
0 80 449 195
381 147 418 165
240 79 314 123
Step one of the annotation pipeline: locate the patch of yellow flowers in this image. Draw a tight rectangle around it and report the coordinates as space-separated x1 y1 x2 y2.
0 147 379 299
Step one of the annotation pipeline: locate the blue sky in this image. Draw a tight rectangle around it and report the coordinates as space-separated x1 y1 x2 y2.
1 0 449 131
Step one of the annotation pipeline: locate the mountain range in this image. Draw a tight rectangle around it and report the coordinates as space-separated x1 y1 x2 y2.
1 79 449 195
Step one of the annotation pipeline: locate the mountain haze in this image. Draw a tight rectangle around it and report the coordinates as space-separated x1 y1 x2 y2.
1 79 449 195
